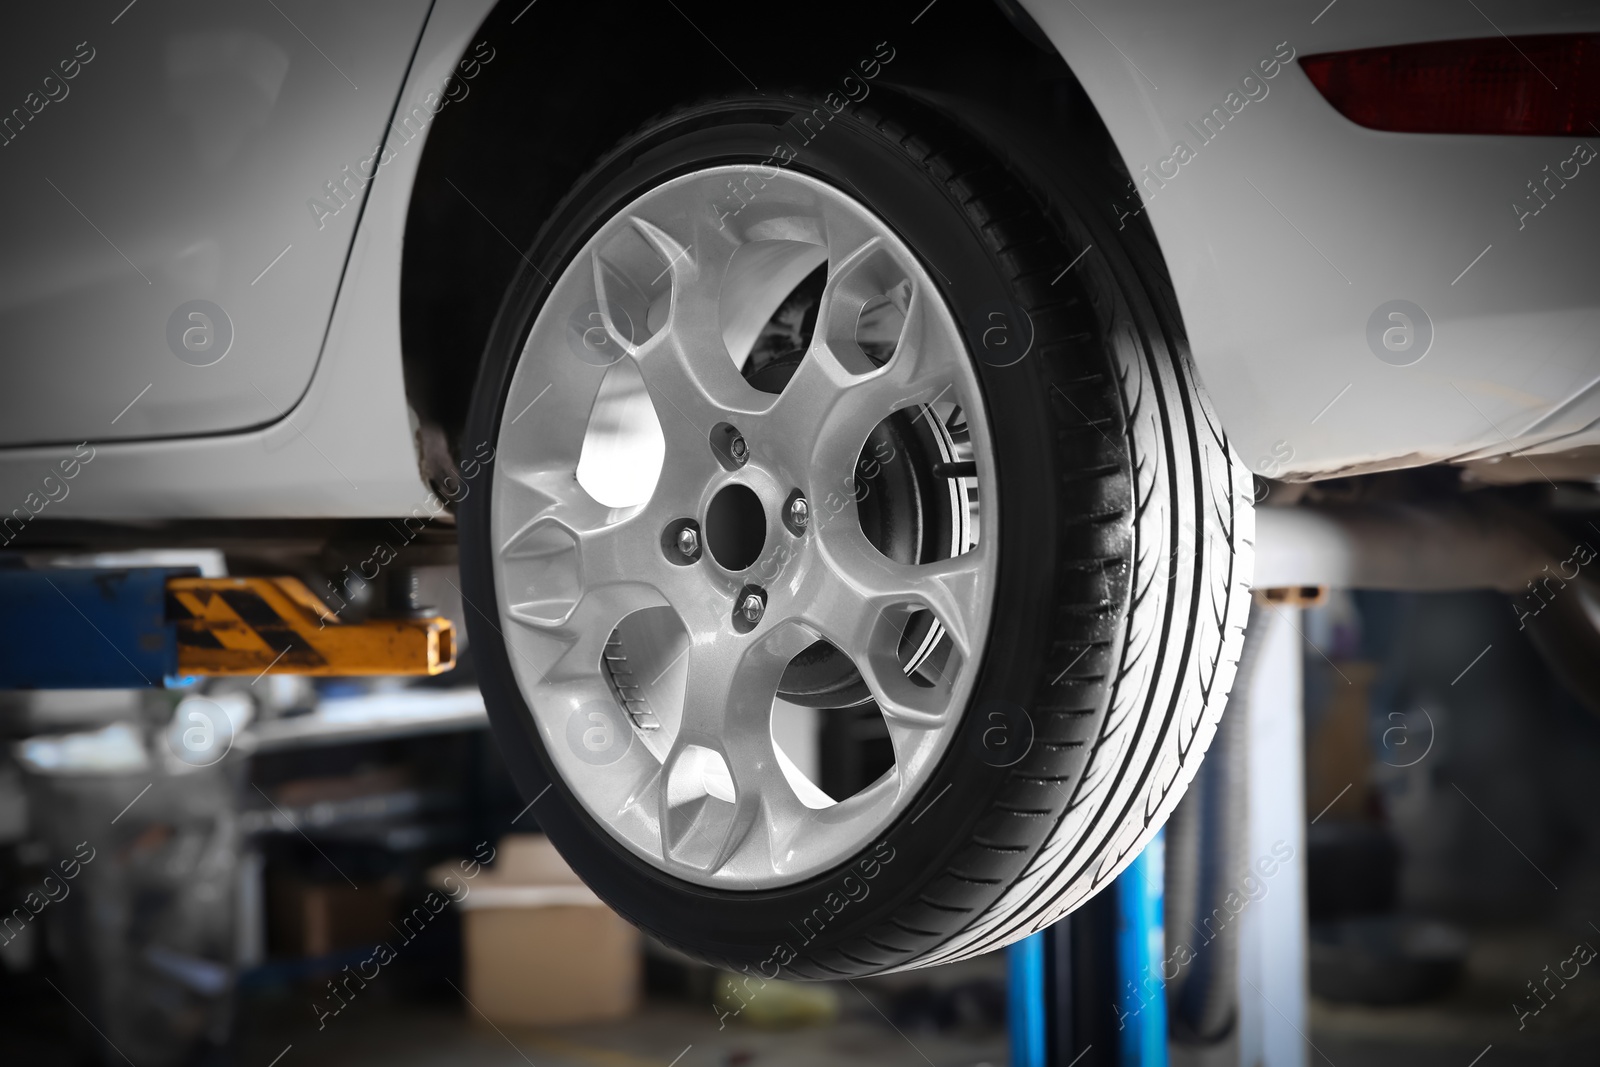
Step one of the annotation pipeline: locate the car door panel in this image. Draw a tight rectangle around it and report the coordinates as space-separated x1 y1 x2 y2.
0 0 432 447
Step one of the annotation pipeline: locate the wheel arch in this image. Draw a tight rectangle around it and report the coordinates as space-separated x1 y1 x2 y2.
397 0 1160 483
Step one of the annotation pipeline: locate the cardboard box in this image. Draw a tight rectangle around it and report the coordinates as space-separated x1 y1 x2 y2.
268 875 398 958
456 835 639 1027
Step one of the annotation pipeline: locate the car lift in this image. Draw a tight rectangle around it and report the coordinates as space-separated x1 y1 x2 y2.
0 567 454 688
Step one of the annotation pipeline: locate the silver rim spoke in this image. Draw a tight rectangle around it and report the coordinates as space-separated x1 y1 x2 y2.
621 216 767 434
768 239 957 471
658 625 812 875
490 167 997 887
792 525 988 727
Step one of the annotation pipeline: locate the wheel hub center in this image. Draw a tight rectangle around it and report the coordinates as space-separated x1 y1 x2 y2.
704 482 767 572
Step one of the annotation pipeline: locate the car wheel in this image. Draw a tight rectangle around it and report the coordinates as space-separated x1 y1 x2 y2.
458 90 1253 976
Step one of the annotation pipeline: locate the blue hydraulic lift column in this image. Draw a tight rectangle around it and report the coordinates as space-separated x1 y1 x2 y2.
1007 924 1047 1066
1008 830 1168 1067
1114 832 1167 1067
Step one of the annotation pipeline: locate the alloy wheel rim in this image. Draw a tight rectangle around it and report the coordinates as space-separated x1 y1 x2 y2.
490 166 998 888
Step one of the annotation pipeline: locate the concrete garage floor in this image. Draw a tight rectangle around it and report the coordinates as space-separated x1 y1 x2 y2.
229 920 1600 1067
233 952 1010 1067
1310 923 1600 1067
236 999 1007 1067
10 926 1597 1065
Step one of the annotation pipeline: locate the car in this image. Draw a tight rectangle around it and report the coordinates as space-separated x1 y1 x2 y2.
3 0 1596 978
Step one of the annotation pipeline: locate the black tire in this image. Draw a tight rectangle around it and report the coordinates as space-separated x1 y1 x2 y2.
458 89 1254 976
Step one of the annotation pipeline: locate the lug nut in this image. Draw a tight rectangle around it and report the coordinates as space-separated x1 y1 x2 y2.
782 490 810 536
676 526 700 559
738 592 765 624
663 520 702 565
710 423 751 471
732 584 768 632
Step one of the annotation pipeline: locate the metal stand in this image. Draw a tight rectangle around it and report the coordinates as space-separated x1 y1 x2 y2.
1235 606 1309 1067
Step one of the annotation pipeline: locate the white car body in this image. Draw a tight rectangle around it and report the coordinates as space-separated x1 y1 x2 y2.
0 0 1594 520
1024 0 1600 485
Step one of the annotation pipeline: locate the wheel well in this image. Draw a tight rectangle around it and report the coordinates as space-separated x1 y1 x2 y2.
399 0 1140 473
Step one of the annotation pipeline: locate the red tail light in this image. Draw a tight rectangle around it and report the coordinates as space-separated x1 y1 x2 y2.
1301 34 1600 135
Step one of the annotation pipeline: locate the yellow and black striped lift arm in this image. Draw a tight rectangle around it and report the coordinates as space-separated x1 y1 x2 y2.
167 576 455 677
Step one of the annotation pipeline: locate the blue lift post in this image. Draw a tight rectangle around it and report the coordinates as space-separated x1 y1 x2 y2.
1008 925 1047 1065
1114 832 1167 1067
0 567 184 688
1008 829 1168 1067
